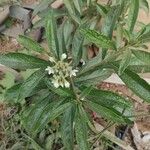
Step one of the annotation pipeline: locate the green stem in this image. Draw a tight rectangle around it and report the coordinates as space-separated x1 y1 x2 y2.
70 77 79 101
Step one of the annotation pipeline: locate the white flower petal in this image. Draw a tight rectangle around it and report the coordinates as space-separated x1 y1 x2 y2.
70 69 78 77
59 81 64 87
64 80 70 88
80 59 86 65
52 80 59 88
45 66 54 75
61 53 67 60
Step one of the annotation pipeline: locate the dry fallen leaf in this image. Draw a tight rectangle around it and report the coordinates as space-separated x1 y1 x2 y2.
131 123 150 150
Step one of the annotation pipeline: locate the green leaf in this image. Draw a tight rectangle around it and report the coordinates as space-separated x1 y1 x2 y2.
131 50 150 65
64 0 81 24
140 0 149 13
61 105 75 150
101 5 122 58
18 35 45 53
137 24 150 42
87 0 91 7
96 3 108 17
80 86 93 99
63 20 74 48
76 68 113 85
64 0 75 14
116 24 123 48
101 5 121 39
86 101 131 124
75 106 89 150
0 71 15 90
46 11 59 58
33 0 55 16
72 30 84 66
57 22 67 56
80 29 116 50
127 0 139 32
117 69 150 103
0 53 49 70
22 98 71 136
118 57 150 73
118 50 132 75
18 69 46 101
73 0 82 14
128 64 150 73
84 87 131 109
5 83 21 102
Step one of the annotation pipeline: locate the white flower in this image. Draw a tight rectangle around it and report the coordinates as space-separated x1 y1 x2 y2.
52 75 59 88
52 80 59 88
61 53 67 60
45 66 54 75
64 79 70 88
81 59 86 66
70 69 78 77
49 57 56 63
46 53 78 88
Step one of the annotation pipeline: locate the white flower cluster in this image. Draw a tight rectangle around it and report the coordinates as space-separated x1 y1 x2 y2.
45 53 78 88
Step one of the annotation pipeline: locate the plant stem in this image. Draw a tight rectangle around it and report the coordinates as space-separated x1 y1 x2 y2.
70 77 79 101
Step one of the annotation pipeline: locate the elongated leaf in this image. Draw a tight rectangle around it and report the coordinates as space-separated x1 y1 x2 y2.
34 101 71 134
46 11 59 58
5 81 47 103
61 105 75 150
96 3 108 17
76 68 113 85
83 87 131 109
64 0 75 14
18 69 46 101
73 0 82 14
137 24 150 42
87 0 91 7
128 64 150 73
63 20 74 47
127 0 139 32
116 24 123 48
18 35 45 53
5 83 21 102
117 69 150 103
80 86 92 99
33 0 55 16
72 30 84 66
113 59 150 73
75 107 89 150
80 29 116 50
24 99 71 135
101 5 122 58
22 94 53 131
118 50 132 75
140 0 149 13
57 22 67 56
64 0 81 24
0 53 49 70
101 5 121 39
87 101 131 124
131 50 150 65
